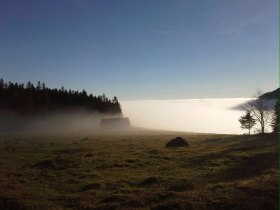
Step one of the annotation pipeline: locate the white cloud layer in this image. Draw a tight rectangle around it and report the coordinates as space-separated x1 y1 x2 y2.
121 98 256 134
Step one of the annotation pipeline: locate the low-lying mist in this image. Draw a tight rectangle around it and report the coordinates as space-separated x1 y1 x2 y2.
1 98 275 135
121 98 256 134
0 110 121 134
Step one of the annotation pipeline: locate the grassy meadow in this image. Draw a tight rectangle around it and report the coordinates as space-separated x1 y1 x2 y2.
0 132 278 210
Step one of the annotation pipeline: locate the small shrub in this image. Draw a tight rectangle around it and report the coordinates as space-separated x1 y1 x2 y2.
165 137 189 148
80 183 102 191
138 177 159 186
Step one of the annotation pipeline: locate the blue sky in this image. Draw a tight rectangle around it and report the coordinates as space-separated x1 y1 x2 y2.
0 0 278 99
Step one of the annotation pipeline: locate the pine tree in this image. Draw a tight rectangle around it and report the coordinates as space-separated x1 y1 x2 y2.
0 78 4 90
112 96 118 104
239 110 256 135
26 81 33 90
0 78 122 115
36 81 41 90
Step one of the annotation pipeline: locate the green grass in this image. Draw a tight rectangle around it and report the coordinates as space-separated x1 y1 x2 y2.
0 132 278 210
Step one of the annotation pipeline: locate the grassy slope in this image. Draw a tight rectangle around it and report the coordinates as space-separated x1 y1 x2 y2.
0 132 278 210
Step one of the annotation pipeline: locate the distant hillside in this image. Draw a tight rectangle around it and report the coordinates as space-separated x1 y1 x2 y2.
0 78 122 115
259 88 279 100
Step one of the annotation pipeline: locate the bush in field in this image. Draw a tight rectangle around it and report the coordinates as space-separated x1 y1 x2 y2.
165 137 189 148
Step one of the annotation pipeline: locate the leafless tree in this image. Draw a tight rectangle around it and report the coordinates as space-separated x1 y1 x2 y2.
244 89 273 134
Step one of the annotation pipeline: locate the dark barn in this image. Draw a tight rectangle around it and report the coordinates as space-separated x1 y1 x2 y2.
100 117 130 131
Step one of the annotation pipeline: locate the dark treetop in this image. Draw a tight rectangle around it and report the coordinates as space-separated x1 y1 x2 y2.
0 78 122 115
259 88 279 100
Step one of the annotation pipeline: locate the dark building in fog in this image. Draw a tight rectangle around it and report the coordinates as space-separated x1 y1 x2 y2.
100 117 130 131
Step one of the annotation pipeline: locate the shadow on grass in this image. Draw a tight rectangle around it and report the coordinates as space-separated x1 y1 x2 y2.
0 196 27 210
210 152 278 183
33 156 78 170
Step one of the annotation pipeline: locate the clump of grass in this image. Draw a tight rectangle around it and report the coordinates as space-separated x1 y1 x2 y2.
148 149 161 154
138 177 159 186
84 153 93 157
151 200 185 210
168 180 195 192
80 183 102 191
165 137 189 148
100 194 127 203
33 156 76 170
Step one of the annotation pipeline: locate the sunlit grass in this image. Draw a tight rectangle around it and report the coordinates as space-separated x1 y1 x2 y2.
0 132 277 209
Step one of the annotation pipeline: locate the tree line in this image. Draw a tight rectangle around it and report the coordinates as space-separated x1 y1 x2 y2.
0 78 122 115
239 89 278 134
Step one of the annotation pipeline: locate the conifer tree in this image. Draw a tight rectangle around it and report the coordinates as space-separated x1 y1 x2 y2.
239 110 256 135
0 78 122 115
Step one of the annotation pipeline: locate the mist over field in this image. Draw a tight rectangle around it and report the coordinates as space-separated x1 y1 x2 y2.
0 110 120 134
1 97 275 134
121 98 254 134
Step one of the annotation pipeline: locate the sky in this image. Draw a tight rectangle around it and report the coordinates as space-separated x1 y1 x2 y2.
0 0 278 100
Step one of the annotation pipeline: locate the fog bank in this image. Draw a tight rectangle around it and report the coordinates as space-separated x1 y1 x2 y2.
121 98 255 134
0 110 120 134
1 98 274 135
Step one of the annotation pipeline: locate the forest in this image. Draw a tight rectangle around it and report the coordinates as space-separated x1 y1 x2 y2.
0 78 122 115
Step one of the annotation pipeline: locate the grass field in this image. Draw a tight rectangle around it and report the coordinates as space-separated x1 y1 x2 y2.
0 131 278 210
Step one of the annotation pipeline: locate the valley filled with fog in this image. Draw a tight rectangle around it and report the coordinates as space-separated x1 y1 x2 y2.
121 98 255 134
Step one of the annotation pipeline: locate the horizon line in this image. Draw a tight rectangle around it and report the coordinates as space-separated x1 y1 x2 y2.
120 97 255 102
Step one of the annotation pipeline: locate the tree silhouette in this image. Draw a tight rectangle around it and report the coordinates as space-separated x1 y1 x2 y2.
271 101 279 133
244 89 272 134
239 110 256 135
0 78 122 116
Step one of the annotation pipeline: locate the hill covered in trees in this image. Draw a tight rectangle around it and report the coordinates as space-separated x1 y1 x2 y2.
259 88 279 100
0 78 122 116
